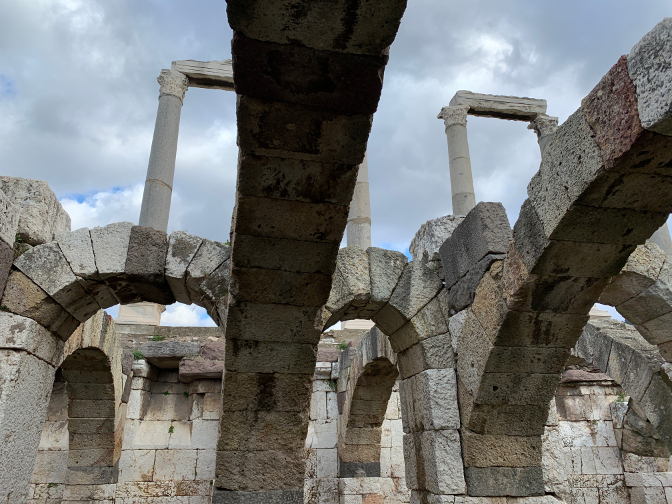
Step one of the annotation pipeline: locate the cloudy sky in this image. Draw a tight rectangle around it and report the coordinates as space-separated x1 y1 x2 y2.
0 0 669 324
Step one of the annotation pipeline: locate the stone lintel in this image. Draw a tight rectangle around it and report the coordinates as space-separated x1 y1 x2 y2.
172 60 234 91
449 90 547 121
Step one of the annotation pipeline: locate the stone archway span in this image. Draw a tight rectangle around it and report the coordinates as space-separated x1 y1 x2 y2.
575 318 672 452
337 327 398 477
447 21 672 497
0 223 230 340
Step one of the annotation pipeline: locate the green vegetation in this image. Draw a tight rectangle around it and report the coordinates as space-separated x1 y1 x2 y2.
163 390 169 396
168 425 174 434
152 334 165 341
337 342 348 350
183 391 189 397
616 392 627 402
132 350 144 360
327 379 337 392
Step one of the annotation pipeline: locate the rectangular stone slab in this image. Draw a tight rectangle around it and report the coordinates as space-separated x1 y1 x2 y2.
449 90 547 120
172 59 234 90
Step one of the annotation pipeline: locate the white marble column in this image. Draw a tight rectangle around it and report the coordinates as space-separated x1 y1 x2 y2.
346 153 372 249
528 114 558 155
138 68 189 232
438 105 476 216
119 69 187 327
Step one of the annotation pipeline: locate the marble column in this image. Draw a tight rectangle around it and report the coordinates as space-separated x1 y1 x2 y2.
138 68 189 232
438 105 476 216
528 114 558 155
346 153 372 249
119 69 187 327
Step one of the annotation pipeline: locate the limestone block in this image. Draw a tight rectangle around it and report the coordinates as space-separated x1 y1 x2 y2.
145 393 190 421
0 187 18 248
447 253 506 314
180 357 224 381
454 309 491 397
58 228 118 310
0 312 64 366
218 410 307 452
558 420 617 448
168 420 192 449
464 466 544 497
166 231 204 304
0 239 12 299
192 419 219 449
389 297 448 354
90 222 140 304
401 368 459 433
123 419 171 451
325 247 370 320
419 430 465 494
0 177 70 246
14 242 100 321
462 431 542 467
576 321 616 372
30 450 68 484
440 202 511 289
628 18 672 135
38 418 67 449
225 301 320 344
374 260 442 336
203 392 221 420
117 449 156 483
115 480 177 498
196 449 217 480
62 483 116 501
189 379 222 395
137 341 200 369
185 239 229 301
214 448 305 491
0 349 57 504
311 391 327 420
125 226 174 305
154 449 198 480
1 270 80 340
410 215 465 263
225 340 317 374
132 360 158 381
367 247 408 310
221 372 310 413
639 373 672 448
617 260 672 325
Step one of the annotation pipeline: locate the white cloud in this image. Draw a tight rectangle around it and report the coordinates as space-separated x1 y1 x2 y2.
161 303 217 327
60 184 143 230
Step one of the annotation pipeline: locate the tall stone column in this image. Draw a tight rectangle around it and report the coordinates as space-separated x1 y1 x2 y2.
438 106 476 216
119 69 187 327
528 114 558 155
138 68 189 232
346 153 372 249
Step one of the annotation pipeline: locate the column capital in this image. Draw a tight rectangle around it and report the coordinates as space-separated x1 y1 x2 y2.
157 69 189 102
437 105 469 130
527 114 558 139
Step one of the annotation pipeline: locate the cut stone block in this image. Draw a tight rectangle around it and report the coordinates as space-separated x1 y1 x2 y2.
462 431 542 467
410 215 464 262
1 270 80 340
212 488 304 504
449 90 547 120
389 296 448 353
214 448 305 491
0 187 18 249
0 176 71 246
0 311 64 366
440 202 512 289
90 222 139 304
166 231 204 304
463 466 544 497
186 239 230 301
180 357 224 381
628 18 672 135
400 368 460 433
225 339 317 374
125 225 174 305
447 253 506 314
14 242 100 321
137 341 201 369
221 372 311 413
325 246 370 321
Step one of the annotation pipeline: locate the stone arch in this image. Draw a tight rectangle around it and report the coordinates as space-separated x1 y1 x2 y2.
337 327 398 478
446 27 672 497
0 224 230 340
576 318 672 452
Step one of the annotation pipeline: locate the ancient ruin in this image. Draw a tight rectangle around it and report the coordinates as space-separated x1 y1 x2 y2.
2 3 672 504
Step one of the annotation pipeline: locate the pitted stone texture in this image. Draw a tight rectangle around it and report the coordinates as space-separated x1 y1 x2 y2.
0 187 18 248
90 222 140 304
628 18 672 135
125 225 174 305
463 467 545 497
0 312 64 366
0 349 57 504
1 270 80 340
374 260 442 336
403 430 465 494
399 368 459 432
137 341 201 369
226 0 406 55
165 231 203 304
368 246 408 306
14 242 99 322
410 215 464 262
0 177 70 246
440 202 511 289
212 488 303 504
389 297 448 353
325 246 370 325
186 238 230 302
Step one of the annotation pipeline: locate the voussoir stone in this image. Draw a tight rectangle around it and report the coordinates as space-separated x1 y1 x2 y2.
165 231 203 304
410 215 464 262
125 225 174 305
90 222 140 304
628 17 672 135
0 176 71 246
186 238 230 302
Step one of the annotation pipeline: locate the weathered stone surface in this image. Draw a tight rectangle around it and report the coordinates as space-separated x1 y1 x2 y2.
0 239 13 299
0 312 64 365
236 154 358 207
236 97 371 165
212 488 303 504
14 242 100 321
440 202 511 289
389 297 448 353
137 341 201 369
165 231 203 304
90 222 140 304
226 0 406 55
232 33 387 116
221 372 311 413
325 246 370 322
215 448 305 491
0 349 57 504
447 253 506 314
410 215 465 262
225 340 316 374
397 332 454 380
186 238 230 301
1 270 80 340
375 260 442 336
0 188 18 249
367 248 408 310
226 303 320 344
628 18 672 135
617 259 672 325
463 466 544 497
125 225 174 305
600 242 666 307
462 431 542 467
231 267 331 307
0 176 70 246
405 429 465 494
455 309 492 397
179 357 224 381
400 368 459 432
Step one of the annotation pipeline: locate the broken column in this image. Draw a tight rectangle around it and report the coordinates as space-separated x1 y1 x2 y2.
437 105 475 216
527 114 559 155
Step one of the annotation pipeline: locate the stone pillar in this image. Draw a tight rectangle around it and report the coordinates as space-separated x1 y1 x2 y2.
138 68 189 232
122 69 188 327
346 153 372 249
438 106 476 216
527 114 558 155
